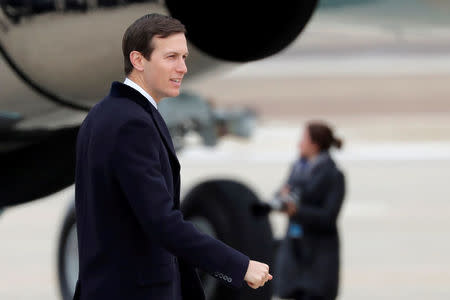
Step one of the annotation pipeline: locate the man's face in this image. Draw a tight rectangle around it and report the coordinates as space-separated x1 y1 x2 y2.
142 33 188 101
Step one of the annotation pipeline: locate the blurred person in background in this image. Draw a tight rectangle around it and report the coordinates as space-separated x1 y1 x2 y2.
273 121 346 300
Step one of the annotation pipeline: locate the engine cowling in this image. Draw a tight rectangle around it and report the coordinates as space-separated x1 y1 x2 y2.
0 0 317 109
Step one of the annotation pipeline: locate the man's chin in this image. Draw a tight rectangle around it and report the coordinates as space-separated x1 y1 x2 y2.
167 89 180 98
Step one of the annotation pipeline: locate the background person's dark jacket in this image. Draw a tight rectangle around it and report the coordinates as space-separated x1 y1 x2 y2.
275 153 345 300
73 82 249 300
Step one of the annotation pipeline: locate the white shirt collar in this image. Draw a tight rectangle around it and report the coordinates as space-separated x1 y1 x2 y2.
123 78 158 110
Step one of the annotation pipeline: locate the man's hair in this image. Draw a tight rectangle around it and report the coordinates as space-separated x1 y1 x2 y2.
122 14 186 75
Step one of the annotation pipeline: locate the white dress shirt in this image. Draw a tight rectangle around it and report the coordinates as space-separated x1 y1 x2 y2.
123 78 158 110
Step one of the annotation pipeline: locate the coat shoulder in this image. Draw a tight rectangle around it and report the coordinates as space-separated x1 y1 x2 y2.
103 95 150 121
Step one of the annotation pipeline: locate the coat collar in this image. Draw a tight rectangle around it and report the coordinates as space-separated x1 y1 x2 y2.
295 151 335 179
109 81 152 112
109 81 180 169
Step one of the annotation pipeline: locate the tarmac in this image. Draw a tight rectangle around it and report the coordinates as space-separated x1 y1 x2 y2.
1 115 450 299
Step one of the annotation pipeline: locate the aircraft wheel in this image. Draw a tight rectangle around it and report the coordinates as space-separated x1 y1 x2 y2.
57 204 78 300
182 180 274 300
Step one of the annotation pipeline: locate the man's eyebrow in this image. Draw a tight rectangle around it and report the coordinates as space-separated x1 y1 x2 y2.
165 50 189 56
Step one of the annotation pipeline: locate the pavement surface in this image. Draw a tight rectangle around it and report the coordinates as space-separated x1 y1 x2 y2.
1 117 450 299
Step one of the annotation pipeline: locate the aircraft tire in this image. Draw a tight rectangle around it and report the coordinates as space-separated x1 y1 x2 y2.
182 179 274 300
57 203 77 300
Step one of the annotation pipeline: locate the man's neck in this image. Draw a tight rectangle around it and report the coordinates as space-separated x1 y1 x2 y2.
127 73 160 103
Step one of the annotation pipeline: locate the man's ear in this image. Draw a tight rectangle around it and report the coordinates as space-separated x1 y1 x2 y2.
129 51 145 72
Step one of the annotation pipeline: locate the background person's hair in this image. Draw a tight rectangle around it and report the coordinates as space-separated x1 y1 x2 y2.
306 121 343 151
122 13 186 75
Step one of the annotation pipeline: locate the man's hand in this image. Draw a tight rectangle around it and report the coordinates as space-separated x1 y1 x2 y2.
244 260 273 289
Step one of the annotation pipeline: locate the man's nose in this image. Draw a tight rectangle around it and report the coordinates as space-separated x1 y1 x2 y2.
176 58 187 74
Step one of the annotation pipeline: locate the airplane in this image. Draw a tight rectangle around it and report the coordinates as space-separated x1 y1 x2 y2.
0 1 317 299
2 0 449 299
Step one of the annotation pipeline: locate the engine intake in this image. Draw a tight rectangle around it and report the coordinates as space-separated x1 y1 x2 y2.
167 1 318 62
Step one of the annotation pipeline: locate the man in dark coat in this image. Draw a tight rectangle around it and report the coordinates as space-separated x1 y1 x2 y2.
73 14 272 300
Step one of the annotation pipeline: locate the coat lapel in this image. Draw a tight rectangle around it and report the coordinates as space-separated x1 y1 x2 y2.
148 106 181 170
149 108 181 209
109 82 180 170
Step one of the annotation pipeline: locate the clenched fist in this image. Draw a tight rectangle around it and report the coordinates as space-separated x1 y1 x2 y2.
244 260 273 289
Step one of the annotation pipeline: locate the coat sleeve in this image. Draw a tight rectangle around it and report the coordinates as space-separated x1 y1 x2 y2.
295 170 345 230
112 119 249 289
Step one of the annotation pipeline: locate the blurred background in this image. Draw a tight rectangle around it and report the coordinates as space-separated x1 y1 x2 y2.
1 0 450 299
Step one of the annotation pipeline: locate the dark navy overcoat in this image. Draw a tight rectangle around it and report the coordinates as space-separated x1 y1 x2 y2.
73 82 249 300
